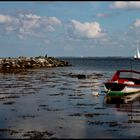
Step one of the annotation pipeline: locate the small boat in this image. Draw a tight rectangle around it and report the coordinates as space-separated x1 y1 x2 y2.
104 70 140 96
134 44 140 59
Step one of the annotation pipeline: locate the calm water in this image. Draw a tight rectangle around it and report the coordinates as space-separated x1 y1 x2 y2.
0 57 140 139
60 57 140 71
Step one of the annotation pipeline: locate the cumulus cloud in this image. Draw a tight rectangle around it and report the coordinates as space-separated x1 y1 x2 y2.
110 1 140 9
0 13 62 39
23 13 41 19
0 14 13 23
45 16 62 26
0 14 19 27
18 13 61 38
45 25 55 32
130 18 140 35
68 19 105 39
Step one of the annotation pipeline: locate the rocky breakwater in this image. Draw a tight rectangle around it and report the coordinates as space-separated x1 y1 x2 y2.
0 56 72 73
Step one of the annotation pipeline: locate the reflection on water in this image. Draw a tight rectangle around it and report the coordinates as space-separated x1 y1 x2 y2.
103 92 140 105
0 68 107 139
103 92 140 137
103 91 140 116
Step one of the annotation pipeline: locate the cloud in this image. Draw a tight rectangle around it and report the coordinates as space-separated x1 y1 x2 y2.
110 1 140 9
133 19 140 28
130 18 140 35
0 14 13 23
0 14 19 27
67 19 105 39
96 13 109 18
45 16 62 26
21 13 41 19
5 26 15 33
0 13 62 39
18 13 62 38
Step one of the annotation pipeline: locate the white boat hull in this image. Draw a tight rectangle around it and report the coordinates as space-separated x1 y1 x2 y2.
104 84 140 94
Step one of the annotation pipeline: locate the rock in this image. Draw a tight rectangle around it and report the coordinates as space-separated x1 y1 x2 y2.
0 56 72 73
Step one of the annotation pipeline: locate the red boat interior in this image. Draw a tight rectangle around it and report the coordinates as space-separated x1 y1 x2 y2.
110 70 140 85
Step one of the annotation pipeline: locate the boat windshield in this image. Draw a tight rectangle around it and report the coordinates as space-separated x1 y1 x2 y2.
119 72 140 79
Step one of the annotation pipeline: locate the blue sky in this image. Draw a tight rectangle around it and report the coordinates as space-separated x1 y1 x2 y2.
0 1 140 57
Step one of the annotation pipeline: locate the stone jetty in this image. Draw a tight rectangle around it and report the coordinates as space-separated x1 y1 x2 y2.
0 56 72 73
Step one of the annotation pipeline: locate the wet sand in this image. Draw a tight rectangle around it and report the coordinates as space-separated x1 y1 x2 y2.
0 67 140 139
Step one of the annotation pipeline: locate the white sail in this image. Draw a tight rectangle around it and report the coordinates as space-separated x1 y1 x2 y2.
137 46 140 58
134 44 140 59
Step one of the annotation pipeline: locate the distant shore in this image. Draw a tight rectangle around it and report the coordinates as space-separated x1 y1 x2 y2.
0 56 72 73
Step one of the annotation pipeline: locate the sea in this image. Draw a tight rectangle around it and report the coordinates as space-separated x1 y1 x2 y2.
0 57 140 139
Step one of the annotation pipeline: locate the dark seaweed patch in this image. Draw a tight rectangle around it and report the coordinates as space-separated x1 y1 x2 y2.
68 113 82 117
108 121 119 127
75 93 85 96
48 92 64 96
76 103 97 106
3 101 15 105
18 115 35 120
105 129 119 132
94 107 106 110
128 120 140 123
11 109 17 112
59 87 75 91
84 113 108 117
88 120 120 127
40 107 63 112
0 95 20 101
87 120 104 125
39 104 48 107
23 130 54 139
0 128 18 135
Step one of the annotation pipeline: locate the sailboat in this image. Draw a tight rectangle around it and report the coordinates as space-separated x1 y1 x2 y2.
134 44 140 59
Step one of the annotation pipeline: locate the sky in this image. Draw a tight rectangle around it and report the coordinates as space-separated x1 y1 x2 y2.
0 1 140 57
